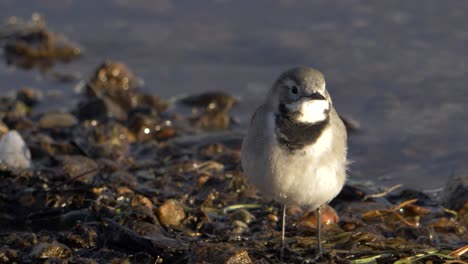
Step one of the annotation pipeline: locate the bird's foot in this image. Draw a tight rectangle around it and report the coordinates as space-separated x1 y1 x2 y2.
313 244 324 261
300 251 328 264
278 242 293 263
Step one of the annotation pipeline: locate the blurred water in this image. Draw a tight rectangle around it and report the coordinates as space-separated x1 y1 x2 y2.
1 0 468 189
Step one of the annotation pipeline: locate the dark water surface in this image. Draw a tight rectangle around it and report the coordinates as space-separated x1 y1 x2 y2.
1 0 468 189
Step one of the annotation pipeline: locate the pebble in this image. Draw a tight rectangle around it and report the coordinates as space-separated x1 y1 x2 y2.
16 87 43 106
296 204 340 231
191 243 252 264
57 155 99 183
0 130 31 169
39 112 78 129
230 209 256 224
32 242 71 259
157 199 186 228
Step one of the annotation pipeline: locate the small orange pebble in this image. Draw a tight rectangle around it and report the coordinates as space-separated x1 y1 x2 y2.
296 204 339 231
136 194 153 210
197 174 210 187
156 127 176 140
267 213 279 223
157 199 186 228
339 217 365 231
116 186 133 194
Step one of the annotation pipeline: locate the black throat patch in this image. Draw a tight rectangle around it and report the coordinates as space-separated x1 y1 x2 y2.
275 106 330 151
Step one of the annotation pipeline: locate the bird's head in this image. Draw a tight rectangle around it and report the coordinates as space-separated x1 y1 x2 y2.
268 67 331 124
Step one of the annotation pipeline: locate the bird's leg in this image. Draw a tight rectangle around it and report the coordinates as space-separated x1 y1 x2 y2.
314 205 323 260
280 203 286 262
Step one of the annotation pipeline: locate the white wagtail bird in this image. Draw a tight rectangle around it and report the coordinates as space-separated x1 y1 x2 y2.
241 67 347 261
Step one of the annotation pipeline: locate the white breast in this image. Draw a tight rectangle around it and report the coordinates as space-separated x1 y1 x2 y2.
272 125 343 208
242 111 346 209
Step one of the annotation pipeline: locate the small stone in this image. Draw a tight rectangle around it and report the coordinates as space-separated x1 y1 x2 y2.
191 243 252 264
230 209 256 224
117 186 134 194
32 242 71 259
267 213 279 223
136 194 153 210
128 113 175 141
0 130 31 169
86 61 139 97
296 204 339 231
57 155 99 183
232 220 249 235
157 199 186 228
16 87 43 106
197 174 210 187
39 112 78 129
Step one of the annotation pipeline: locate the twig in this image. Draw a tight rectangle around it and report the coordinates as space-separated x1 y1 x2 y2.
364 184 403 200
392 198 418 211
449 245 468 257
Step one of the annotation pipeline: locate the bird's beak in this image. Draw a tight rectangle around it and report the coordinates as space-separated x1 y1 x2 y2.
304 92 326 101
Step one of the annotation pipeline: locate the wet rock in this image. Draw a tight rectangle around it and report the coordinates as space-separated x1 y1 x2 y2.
443 166 468 211
2 115 34 131
178 91 236 131
102 218 187 255
76 96 127 121
192 107 232 130
137 94 169 114
0 99 30 118
0 247 18 263
128 113 176 141
90 122 134 161
191 242 252 264
39 112 78 129
157 199 186 228
64 224 98 249
2 14 81 69
296 204 340 232
6 233 38 248
16 87 43 106
27 132 77 158
86 61 139 97
56 155 99 183
81 61 168 121
0 130 31 169
31 242 71 259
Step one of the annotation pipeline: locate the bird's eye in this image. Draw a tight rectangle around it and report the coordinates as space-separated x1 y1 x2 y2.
291 86 298 94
